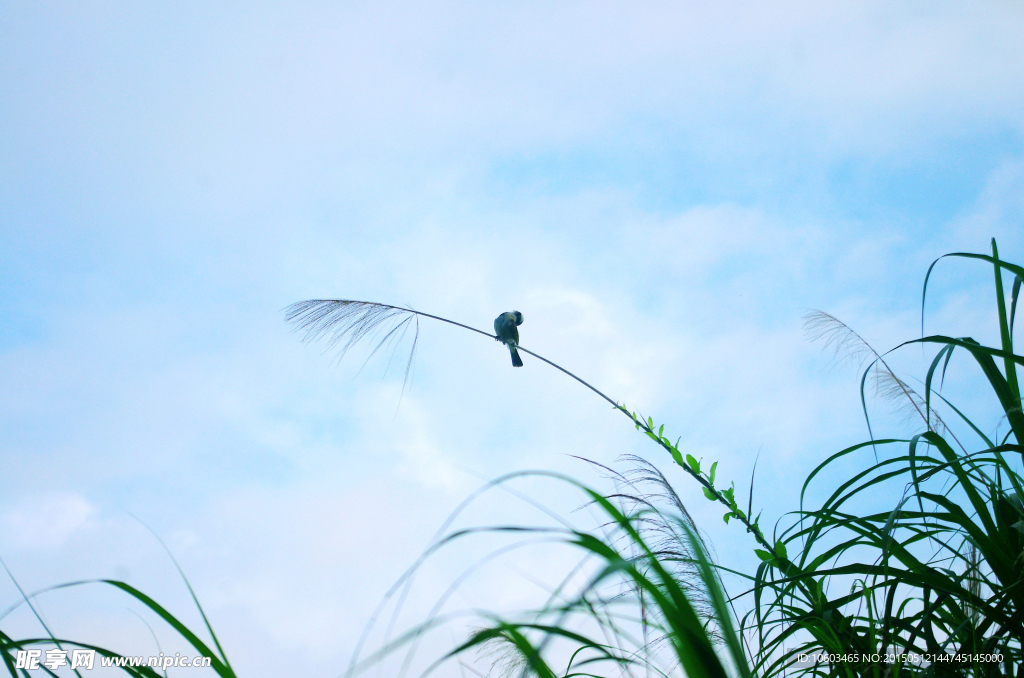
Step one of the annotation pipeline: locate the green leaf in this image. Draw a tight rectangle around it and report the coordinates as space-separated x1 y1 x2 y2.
722 484 735 506
658 424 664 437
686 454 701 474
709 461 717 484
670 448 684 466
703 487 717 501
774 541 788 559
754 549 773 561
723 512 733 524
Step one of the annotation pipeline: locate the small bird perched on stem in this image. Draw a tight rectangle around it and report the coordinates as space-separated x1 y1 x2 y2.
494 311 524 367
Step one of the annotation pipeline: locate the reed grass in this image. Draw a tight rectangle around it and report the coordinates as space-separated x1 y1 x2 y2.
335 239 1023 678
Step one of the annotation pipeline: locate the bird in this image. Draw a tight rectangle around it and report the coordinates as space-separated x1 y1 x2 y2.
494 311 524 367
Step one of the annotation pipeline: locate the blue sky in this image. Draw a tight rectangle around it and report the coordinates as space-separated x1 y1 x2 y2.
2 2 1023 675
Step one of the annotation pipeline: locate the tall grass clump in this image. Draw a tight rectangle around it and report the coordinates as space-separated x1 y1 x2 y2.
725 240 1024 678
523 241 1021 677
306 241 1021 678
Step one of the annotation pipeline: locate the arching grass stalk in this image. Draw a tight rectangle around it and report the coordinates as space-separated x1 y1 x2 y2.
283 300 878 670
282 298 866 638
283 302 777 555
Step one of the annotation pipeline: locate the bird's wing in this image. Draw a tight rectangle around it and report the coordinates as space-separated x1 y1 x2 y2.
495 313 514 343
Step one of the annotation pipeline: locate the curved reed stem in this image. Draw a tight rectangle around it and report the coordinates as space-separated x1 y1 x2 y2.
284 299 777 555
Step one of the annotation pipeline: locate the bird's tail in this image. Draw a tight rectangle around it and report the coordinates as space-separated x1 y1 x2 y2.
509 344 524 368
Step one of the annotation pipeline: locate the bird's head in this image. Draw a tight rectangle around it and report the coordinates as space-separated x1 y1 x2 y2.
513 311 523 325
